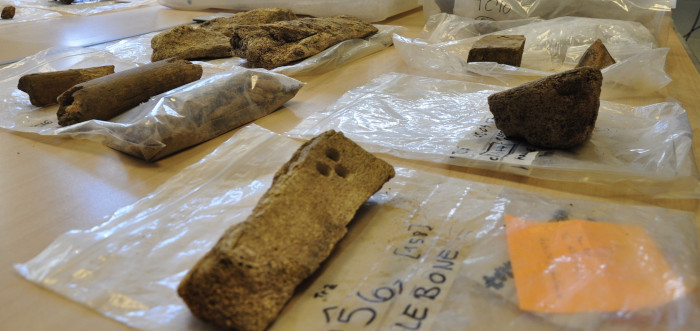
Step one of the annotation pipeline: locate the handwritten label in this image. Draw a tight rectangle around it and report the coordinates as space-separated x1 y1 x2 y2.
450 117 538 172
454 0 515 20
392 249 460 330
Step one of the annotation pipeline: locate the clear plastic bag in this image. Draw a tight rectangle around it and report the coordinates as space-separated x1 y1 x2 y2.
90 25 404 76
393 14 670 98
16 125 700 331
10 0 156 16
421 0 673 40
0 22 397 159
157 0 420 22
0 47 303 161
287 72 700 198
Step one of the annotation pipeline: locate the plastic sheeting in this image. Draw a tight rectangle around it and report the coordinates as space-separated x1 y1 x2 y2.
421 0 673 38
0 47 304 161
16 125 700 331
157 0 420 23
0 6 60 24
10 0 156 16
0 22 399 159
287 73 700 198
393 14 671 98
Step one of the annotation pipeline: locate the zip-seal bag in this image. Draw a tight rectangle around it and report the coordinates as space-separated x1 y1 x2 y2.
0 47 303 161
15 125 700 330
421 0 673 41
157 0 420 23
287 72 700 198
393 14 670 98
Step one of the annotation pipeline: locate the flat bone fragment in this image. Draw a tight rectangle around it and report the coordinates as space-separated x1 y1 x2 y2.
230 15 378 69
199 7 297 37
151 8 296 62
57 58 202 126
576 39 616 70
467 35 526 67
487 67 603 149
178 130 395 331
18 65 115 107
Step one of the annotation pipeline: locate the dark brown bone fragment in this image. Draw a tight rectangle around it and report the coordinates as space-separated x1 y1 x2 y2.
576 39 616 70
150 8 296 62
18 66 115 107
56 58 202 126
178 130 395 331
487 67 603 149
467 35 526 67
1 6 15 19
230 15 378 69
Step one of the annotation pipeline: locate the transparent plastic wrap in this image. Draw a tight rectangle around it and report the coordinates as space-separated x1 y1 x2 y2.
90 25 404 76
0 5 61 24
10 0 156 16
157 0 420 23
393 14 670 98
421 0 673 39
16 125 700 331
0 47 303 161
287 73 700 198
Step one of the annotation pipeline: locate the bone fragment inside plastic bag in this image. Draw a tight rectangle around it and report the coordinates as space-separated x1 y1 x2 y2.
15 125 700 330
393 14 671 98
287 72 700 198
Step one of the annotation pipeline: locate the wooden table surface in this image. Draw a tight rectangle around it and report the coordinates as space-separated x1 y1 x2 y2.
1 4 699 330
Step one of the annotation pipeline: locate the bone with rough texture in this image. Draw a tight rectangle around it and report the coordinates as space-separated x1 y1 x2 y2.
18 66 115 107
230 15 378 69
151 8 296 62
178 130 395 331
576 39 616 70
57 58 202 126
487 67 603 149
467 35 526 67
1 6 15 19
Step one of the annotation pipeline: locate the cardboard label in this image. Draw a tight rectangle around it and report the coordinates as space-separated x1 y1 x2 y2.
505 215 686 313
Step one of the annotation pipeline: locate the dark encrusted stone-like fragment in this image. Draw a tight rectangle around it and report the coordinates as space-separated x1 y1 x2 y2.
230 15 378 69
1 6 15 19
487 67 603 149
576 39 616 70
467 35 526 67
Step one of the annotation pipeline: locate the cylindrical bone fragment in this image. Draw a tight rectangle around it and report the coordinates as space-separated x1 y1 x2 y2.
18 65 115 107
56 58 202 126
487 67 603 149
178 130 395 331
576 39 616 70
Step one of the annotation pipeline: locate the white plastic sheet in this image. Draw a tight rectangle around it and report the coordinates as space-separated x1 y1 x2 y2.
288 73 700 198
0 5 61 24
393 14 671 98
421 0 673 38
157 0 420 23
16 125 700 330
10 0 156 16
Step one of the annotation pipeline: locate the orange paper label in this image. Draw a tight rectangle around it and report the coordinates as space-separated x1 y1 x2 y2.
505 215 685 314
